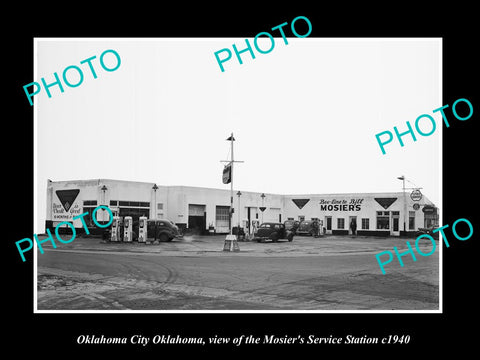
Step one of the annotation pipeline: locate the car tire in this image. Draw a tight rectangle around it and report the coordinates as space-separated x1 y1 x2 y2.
159 233 169 242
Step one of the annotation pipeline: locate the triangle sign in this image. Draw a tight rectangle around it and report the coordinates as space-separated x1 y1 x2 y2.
374 197 397 210
259 207 266 212
56 189 80 212
292 199 310 209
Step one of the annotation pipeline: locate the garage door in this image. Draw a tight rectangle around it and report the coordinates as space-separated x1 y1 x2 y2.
267 207 281 223
216 206 230 233
188 204 205 216
188 204 206 233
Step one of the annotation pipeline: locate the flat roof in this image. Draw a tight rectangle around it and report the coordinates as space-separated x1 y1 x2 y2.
47 179 431 204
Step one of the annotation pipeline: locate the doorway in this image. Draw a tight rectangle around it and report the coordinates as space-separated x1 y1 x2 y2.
349 216 357 235
325 216 332 234
188 204 206 234
391 211 400 236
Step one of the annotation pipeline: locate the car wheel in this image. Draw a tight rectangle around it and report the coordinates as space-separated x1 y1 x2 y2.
159 233 169 242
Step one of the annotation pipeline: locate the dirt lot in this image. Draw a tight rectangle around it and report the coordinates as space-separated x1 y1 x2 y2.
36 234 439 311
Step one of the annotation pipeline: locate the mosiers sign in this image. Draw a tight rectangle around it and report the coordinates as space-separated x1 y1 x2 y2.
319 198 364 211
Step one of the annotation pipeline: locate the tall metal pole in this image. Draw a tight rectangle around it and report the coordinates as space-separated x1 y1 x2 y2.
152 184 158 220
230 132 234 235
221 133 243 251
101 185 107 222
261 193 265 223
237 191 242 229
402 176 406 233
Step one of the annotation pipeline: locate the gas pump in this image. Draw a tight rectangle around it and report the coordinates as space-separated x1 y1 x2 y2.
242 219 250 240
138 216 147 243
124 216 133 242
111 216 121 242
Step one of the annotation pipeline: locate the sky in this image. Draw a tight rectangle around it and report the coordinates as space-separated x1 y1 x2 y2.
35 38 442 233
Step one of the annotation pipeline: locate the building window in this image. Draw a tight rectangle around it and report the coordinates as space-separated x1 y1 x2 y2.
111 200 150 208
84 200 97 206
82 206 97 226
118 208 149 221
157 203 163 210
409 211 415 230
376 211 390 229
337 218 345 229
106 200 151 223
361 218 369 230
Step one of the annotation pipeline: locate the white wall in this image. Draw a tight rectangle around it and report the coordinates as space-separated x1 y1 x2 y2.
47 180 436 234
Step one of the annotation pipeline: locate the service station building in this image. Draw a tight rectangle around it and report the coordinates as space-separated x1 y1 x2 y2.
46 179 438 237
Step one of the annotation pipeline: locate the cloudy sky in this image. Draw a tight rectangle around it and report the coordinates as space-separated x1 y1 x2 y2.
34 38 441 232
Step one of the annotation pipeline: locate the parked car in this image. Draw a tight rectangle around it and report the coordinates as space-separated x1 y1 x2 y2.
284 220 300 233
147 219 182 242
254 222 294 242
296 220 316 236
415 226 439 240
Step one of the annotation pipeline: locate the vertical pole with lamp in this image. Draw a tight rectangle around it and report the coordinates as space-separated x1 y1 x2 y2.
221 133 243 251
397 175 406 234
397 175 423 236
237 190 242 240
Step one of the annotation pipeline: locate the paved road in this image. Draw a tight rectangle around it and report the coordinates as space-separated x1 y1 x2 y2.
36 235 439 311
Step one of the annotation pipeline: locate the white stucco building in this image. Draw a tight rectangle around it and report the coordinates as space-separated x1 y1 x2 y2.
46 179 438 237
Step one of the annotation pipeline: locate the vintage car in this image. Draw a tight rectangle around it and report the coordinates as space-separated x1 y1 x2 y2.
296 220 316 236
254 222 294 242
415 226 439 240
284 220 300 233
147 219 183 242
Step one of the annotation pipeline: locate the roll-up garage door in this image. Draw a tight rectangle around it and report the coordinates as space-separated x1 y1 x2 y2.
188 204 206 233
267 207 281 223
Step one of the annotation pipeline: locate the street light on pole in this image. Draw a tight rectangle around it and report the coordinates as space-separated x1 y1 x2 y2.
220 133 244 252
101 185 108 223
152 184 158 220
397 176 423 235
397 176 406 233
237 191 242 229
260 193 266 223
